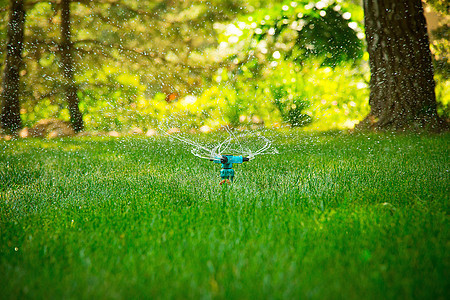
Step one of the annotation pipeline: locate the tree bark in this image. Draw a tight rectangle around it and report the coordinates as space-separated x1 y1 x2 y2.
0 0 25 134
358 0 447 131
61 0 83 132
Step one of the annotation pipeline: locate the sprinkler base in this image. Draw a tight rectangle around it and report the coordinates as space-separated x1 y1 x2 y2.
219 179 231 185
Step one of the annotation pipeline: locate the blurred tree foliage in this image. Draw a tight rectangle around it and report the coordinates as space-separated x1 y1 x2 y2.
0 0 446 131
1 0 243 128
426 0 449 12
425 0 449 118
209 0 366 127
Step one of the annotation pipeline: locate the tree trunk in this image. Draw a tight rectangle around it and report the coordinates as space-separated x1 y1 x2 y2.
61 0 83 132
358 0 447 131
0 0 25 134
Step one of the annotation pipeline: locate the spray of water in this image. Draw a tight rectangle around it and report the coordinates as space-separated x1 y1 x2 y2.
159 123 278 160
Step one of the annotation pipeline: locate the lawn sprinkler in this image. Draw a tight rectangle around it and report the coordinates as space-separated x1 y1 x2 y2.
211 155 250 185
159 123 277 185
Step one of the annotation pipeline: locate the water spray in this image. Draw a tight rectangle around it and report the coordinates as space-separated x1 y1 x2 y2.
159 122 278 184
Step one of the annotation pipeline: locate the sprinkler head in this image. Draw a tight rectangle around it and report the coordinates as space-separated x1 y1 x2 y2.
211 155 249 183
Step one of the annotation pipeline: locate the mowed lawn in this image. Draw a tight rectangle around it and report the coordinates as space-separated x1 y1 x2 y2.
0 131 448 299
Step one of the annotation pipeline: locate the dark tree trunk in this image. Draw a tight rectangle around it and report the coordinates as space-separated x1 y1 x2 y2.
358 0 447 131
61 0 83 132
0 0 25 134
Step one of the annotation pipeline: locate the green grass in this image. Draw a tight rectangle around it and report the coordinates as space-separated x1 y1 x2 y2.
0 131 449 299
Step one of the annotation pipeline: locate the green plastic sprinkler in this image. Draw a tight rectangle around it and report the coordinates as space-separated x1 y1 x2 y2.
211 155 250 185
